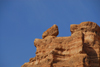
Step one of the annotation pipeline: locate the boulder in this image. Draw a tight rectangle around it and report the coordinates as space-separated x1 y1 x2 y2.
42 24 59 39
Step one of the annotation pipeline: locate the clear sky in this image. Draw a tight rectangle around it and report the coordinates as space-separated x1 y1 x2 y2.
0 0 100 67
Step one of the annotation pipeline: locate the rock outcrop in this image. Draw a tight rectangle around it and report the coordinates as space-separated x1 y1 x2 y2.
42 24 59 39
21 21 100 67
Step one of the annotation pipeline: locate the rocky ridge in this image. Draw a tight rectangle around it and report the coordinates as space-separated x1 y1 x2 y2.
22 21 100 67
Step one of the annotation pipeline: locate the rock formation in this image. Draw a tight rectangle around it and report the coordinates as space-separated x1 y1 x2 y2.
21 21 100 67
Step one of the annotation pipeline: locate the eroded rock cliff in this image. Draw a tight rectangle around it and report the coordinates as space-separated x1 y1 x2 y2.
22 21 100 67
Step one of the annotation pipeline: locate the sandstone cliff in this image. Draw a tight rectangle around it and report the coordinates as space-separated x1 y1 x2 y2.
22 21 100 67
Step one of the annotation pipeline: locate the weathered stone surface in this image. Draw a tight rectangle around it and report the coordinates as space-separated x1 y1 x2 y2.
22 21 100 67
42 24 59 39
70 21 100 35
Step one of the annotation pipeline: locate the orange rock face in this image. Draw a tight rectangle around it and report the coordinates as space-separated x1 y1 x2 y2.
21 21 100 67
42 24 59 39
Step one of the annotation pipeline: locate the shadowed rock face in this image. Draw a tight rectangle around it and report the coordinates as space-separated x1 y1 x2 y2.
21 21 100 67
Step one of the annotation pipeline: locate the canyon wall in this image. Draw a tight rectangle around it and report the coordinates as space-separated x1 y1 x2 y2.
22 21 100 67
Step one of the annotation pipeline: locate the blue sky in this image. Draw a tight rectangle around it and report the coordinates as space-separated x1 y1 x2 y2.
0 0 100 67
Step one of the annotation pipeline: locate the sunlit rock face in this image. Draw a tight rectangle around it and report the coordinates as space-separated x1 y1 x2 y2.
21 21 100 67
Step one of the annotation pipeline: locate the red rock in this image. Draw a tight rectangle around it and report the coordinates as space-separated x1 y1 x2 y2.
70 21 100 35
42 24 59 39
21 21 100 67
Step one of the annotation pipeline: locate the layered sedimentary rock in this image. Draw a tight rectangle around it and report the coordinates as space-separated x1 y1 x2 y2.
22 21 100 67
